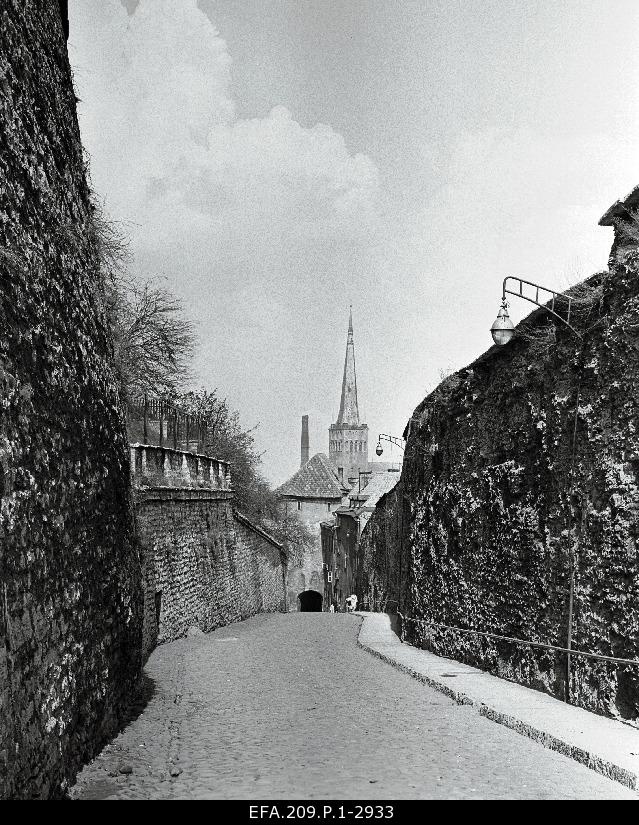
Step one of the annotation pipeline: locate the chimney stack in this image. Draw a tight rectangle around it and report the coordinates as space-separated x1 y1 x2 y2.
301 415 309 467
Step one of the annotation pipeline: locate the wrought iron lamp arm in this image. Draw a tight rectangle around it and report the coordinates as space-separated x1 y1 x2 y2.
377 433 405 452
501 276 582 338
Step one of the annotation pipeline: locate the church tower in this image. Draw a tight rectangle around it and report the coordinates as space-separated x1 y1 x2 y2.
329 308 369 485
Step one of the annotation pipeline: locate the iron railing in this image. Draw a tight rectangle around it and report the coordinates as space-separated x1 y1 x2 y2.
127 395 208 453
399 613 639 669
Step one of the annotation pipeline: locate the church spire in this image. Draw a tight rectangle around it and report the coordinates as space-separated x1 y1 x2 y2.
337 306 359 425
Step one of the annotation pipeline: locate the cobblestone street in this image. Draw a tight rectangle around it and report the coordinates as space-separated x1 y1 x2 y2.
71 614 637 800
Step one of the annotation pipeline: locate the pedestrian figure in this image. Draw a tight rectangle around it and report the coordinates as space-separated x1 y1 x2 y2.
329 603 335 613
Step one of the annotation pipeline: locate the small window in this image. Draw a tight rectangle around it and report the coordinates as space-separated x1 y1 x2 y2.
297 501 301 510
327 502 331 510
327 571 333 583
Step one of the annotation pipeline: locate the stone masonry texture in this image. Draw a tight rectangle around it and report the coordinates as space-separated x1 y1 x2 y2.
133 447 287 654
361 251 639 721
0 1 142 799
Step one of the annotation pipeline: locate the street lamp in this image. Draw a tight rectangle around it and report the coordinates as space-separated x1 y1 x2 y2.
375 433 405 457
491 275 587 704
491 276 582 346
490 299 515 346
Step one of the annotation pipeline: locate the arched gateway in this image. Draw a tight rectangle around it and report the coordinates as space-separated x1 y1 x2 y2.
298 590 323 612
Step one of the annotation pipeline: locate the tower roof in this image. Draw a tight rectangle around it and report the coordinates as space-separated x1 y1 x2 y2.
276 453 347 499
336 307 360 425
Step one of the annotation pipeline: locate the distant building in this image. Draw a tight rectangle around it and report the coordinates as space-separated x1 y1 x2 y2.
321 469 400 612
328 308 369 486
278 307 375 611
277 451 348 526
276 446 349 611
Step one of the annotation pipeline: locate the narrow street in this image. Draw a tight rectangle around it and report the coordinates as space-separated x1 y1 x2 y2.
71 614 636 800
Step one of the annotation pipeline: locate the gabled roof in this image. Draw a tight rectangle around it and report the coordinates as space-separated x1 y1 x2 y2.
276 453 346 500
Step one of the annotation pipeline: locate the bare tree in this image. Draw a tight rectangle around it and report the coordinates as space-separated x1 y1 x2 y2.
89 204 196 400
110 279 196 400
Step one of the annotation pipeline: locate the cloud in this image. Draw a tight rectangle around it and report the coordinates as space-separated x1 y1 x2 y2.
70 0 380 272
69 0 384 483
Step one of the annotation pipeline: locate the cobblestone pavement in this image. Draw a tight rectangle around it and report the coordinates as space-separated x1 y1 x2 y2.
70 614 637 800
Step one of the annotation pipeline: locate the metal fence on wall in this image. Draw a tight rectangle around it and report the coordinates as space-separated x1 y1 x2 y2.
127 395 208 453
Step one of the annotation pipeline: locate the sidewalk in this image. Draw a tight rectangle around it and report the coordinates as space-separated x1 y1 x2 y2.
357 612 639 791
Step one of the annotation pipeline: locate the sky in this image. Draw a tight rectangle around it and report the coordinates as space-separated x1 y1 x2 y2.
68 0 639 485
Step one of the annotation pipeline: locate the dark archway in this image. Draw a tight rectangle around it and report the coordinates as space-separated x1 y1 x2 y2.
298 590 323 612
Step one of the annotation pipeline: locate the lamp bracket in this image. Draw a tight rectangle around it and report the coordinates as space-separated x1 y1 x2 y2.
502 276 582 338
377 433 406 452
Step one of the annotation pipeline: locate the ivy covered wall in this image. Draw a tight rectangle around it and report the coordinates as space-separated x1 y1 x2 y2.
363 251 639 721
0 2 141 798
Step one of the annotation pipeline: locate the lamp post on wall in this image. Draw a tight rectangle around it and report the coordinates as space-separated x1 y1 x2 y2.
490 276 582 347
375 433 405 457
490 275 584 703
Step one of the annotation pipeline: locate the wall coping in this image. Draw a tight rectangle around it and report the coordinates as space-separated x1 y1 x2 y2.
233 510 284 553
135 487 234 503
129 442 229 468
129 443 231 492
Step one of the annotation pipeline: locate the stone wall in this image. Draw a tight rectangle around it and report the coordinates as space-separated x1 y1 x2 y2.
0 2 141 799
133 446 286 652
358 483 405 614
361 252 639 721
278 498 331 611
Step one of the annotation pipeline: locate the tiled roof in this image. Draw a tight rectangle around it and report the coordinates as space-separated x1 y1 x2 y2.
356 471 400 511
276 453 346 500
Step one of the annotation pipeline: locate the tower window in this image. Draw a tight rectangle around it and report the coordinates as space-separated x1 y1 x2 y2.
297 501 302 510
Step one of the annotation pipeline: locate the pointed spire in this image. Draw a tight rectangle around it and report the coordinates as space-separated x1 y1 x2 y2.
337 307 359 425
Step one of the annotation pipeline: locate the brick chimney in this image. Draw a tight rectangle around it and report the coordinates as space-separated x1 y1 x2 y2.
301 415 309 467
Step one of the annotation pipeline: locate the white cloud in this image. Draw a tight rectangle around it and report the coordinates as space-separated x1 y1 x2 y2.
70 0 380 262
69 0 383 484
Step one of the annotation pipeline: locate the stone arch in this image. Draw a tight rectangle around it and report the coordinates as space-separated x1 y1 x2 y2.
298 590 323 612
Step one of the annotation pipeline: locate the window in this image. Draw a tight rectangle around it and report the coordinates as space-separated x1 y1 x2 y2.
338 467 343 481
327 571 333 583
297 501 301 510
327 502 331 511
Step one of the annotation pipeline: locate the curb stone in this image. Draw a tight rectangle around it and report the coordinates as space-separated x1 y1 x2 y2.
355 613 638 791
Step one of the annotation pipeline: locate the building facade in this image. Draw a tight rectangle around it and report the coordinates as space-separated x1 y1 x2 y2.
321 470 400 612
276 451 348 611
